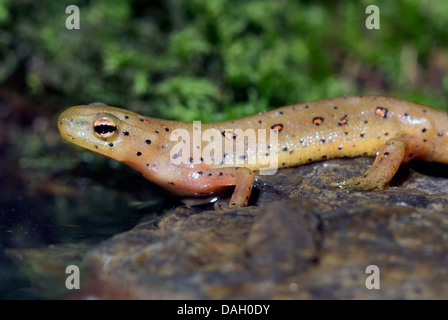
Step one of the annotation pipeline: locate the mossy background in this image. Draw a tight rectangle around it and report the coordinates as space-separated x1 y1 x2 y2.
2 0 448 123
1 0 448 300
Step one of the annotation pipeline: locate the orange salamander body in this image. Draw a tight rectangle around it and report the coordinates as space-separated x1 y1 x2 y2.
58 96 448 207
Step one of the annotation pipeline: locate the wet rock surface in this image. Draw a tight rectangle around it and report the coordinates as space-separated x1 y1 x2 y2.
76 157 448 299
7 157 448 299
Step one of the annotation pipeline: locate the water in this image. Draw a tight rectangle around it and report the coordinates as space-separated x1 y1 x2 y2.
0 156 164 299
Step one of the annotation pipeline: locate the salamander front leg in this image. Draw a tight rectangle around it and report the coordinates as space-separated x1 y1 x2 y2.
201 167 255 208
330 137 406 191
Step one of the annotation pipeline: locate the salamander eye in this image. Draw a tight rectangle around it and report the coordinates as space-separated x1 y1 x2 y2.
93 115 118 140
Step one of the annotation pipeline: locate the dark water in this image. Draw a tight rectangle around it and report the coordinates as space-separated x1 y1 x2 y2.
0 153 165 299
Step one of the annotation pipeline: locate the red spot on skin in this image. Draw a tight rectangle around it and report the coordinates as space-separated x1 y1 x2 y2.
222 131 237 139
338 115 348 126
375 107 388 118
143 119 150 124
271 124 284 133
312 117 324 125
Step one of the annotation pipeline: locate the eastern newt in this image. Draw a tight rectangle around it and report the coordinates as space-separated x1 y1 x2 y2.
58 96 448 207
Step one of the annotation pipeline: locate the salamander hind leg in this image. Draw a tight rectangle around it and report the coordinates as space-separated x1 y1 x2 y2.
201 167 255 208
329 138 406 191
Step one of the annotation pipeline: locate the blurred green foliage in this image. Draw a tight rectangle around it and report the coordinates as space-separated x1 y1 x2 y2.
1 0 448 123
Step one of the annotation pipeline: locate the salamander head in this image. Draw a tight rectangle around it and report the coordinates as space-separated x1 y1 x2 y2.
58 103 159 162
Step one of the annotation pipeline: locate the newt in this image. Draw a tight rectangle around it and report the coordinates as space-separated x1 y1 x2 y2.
58 96 448 207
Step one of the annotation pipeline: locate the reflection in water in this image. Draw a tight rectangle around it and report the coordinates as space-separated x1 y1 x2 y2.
0 140 164 299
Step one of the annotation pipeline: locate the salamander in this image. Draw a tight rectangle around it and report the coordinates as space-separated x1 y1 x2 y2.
57 96 448 207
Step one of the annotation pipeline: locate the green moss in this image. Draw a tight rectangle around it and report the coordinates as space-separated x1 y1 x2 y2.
1 0 448 123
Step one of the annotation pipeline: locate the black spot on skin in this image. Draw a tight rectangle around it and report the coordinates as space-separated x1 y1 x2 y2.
109 143 113 147
404 113 409 117
278 111 283 115
423 139 427 143
320 139 325 143
290 150 294 154
423 110 427 113
164 127 169 132
338 146 342 150
409 153 414 157
258 120 262 124
196 145 200 149
168 182 175 185
123 131 129 136
94 145 98 149
385 132 389 136
283 147 288 151
438 132 443 137
308 158 312 162
198 171 203 175
360 133 365 138
124 116 129 119
235 167 239 170
172 153 179 159
384 152 390 156
322 155 327 159
155 131 159 134
300 139 305 143
145 139 151 144
136 151 142 156
422 128 427 133
281 162 286 166
364 120 368 124
344 132 349 135
305 105 309 109
208 173 212 176
200 157 204 162
139 119 144 122
219 172 223 176
239 155 247 160
333 106 338 110
363 152 368 155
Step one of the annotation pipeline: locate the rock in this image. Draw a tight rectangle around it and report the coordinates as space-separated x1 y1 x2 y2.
7 157 447 299
73 157 448 299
